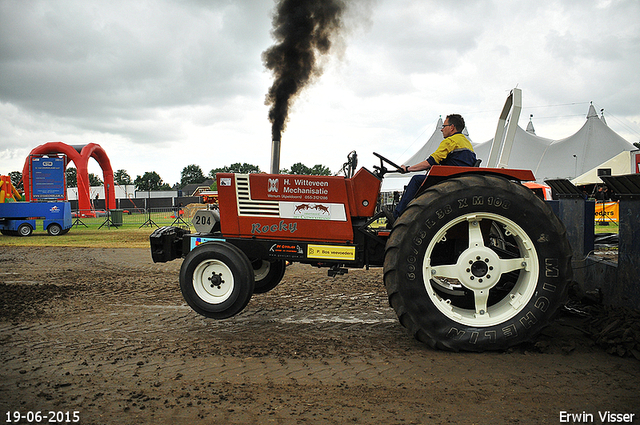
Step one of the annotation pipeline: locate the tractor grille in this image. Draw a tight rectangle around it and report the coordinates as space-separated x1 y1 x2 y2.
235 174 280 216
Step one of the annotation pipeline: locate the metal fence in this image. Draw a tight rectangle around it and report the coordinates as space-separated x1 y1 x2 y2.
73 196 201 211
71 206 204 230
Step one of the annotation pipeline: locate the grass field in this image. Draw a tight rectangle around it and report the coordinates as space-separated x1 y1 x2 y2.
595 223 619 234
0 210 193 248
0 227 162 248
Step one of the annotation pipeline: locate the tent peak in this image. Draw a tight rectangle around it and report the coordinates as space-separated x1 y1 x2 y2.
526 114 536 134
600 108 608 126
587 103 598 119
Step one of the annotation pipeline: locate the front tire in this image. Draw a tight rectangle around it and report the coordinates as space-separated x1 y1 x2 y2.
384 174 572 352
180 242 255 319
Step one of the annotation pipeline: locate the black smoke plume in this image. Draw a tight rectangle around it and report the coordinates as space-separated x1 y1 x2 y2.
263 0 345 142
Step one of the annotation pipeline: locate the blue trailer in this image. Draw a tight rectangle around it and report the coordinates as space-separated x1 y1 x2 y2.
0 202 72 236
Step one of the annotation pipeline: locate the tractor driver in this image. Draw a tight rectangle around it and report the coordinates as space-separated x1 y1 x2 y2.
393 114 476 219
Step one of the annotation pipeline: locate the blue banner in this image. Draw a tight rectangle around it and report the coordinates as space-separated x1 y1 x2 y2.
31 156 66 199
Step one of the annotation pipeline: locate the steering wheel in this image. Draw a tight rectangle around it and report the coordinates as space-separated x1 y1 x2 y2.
373 152 407 177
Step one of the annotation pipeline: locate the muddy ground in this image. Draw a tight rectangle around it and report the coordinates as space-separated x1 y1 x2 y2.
1 246 639 425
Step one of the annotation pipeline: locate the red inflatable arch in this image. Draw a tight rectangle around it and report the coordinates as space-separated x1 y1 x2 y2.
22 142 116 212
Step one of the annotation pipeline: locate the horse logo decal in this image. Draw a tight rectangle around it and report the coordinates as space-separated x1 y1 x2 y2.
293 203 330 216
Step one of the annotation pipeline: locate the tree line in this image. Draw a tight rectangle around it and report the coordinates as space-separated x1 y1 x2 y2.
174 162 331 192
6 162 332 192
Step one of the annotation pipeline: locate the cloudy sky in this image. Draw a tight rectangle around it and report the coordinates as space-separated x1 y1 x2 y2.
1 0 639 186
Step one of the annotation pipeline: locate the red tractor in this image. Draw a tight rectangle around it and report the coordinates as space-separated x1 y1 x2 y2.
151 154 571 352
150 91 572 352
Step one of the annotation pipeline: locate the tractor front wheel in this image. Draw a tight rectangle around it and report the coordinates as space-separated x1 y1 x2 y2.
384 174 572 351
179 242 255 319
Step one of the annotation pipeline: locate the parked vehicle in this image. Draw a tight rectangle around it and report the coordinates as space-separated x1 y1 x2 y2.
0 201 72 236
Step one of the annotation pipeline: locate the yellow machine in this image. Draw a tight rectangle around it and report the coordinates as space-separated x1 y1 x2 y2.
0 175 23 203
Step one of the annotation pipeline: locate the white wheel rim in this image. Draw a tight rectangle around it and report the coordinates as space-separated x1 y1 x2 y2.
193 259 235 304
253 260 271 282
423 212 539 327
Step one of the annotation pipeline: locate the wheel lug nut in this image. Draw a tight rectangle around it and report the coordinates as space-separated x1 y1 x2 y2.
484 258 489 262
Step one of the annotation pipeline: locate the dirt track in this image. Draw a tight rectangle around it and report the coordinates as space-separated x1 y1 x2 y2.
1 246 639 424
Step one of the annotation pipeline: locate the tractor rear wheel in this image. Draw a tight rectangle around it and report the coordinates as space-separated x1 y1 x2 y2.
252 260 287 294
180 242 255 319
384 174 572 352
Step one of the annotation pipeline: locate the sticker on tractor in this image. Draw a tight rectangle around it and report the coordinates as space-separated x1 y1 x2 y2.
249 174 341 203
269 243 305 259
307 244 356 261
280 202 346 221
268 178 279 192
191 237 225 250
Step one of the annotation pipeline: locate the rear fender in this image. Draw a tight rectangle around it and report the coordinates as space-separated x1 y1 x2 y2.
419 166 535 195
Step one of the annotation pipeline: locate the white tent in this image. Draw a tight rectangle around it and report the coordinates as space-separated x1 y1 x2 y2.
473 125 554 174
571 151 631 186
474 104 634 182
533 105 634 182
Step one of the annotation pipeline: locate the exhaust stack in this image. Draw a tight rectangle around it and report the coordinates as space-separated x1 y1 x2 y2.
270 139 281 174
